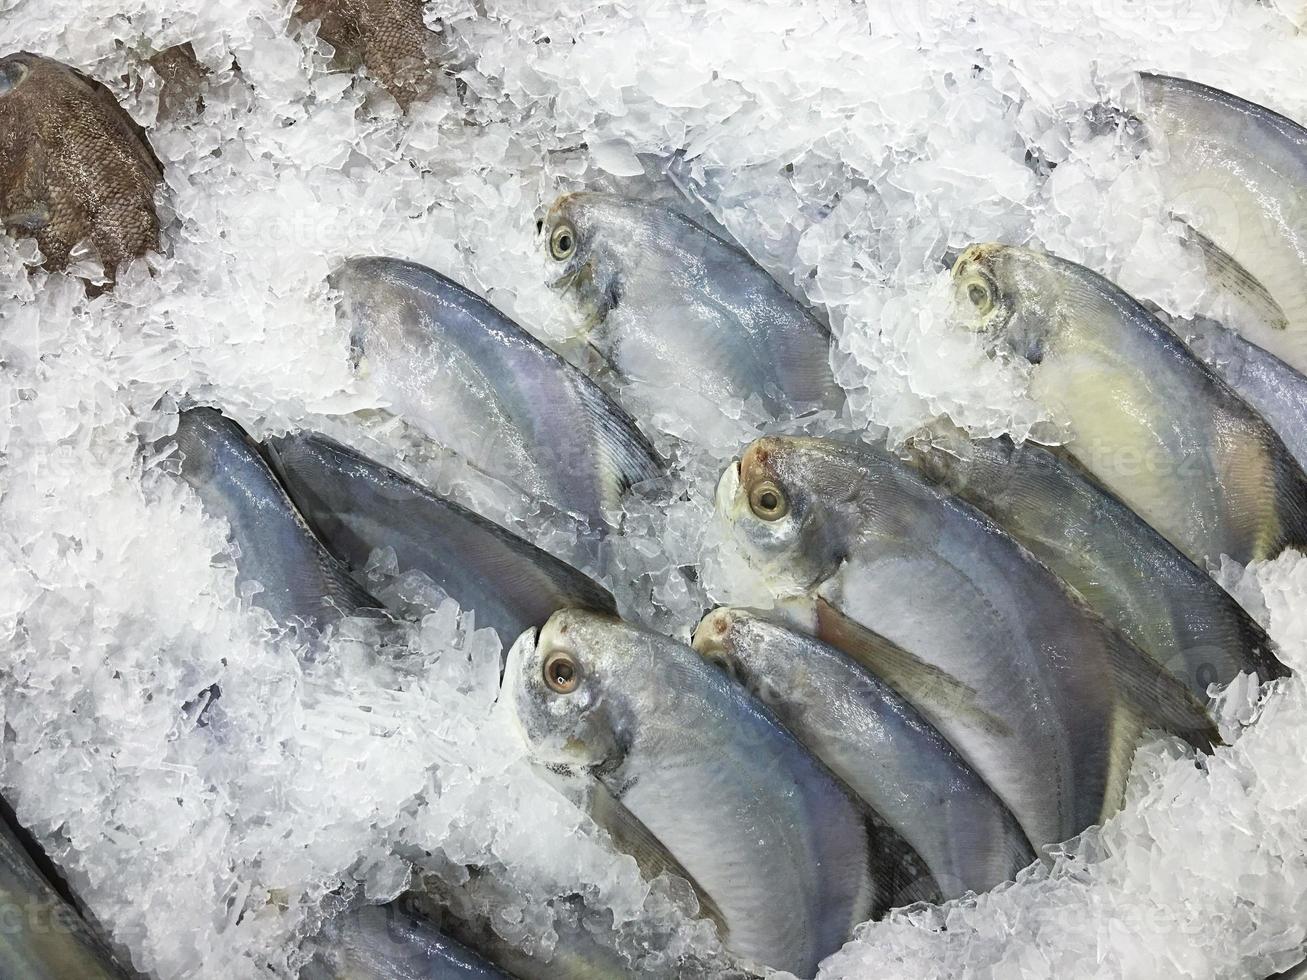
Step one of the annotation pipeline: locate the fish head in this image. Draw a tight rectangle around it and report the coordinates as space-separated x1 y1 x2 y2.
541 192 624 320
716 436 845 592
951 243 1058 364
501 609 640 772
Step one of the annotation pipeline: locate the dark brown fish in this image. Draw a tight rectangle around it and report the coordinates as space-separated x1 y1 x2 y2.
147 43 208 121
0 52 163 279
296 0 440 108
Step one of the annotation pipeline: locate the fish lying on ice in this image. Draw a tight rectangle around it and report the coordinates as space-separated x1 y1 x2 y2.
951 243 1307 566
0 52 163 279
334 256 663 533
903 421 1288 696
693 606 1036 899
716 435 1220 851
541 192 843 431
503 609 937 977
0 798 131 979
265 431 615 647
1176 314 1307 475
1136 71 1307 372
300 901 509 979
168 409 379 627
295 0 440 109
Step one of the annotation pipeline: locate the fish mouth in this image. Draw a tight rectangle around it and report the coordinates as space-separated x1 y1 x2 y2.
495 626 537 707
690 607 735 659
714 459 744 518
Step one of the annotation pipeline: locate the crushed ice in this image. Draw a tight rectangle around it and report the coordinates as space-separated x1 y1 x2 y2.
3 0 1307 976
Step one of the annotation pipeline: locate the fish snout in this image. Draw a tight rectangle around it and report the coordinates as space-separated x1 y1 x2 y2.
691 607 737 660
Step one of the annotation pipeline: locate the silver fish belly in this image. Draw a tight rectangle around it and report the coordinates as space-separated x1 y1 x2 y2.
264 431 615 647
541 192 843 425
1137 72 1307 372
693 607 1035 899
503 611 930 976
169 408 377 627
334 256 662 531
952 243 1307 566
717 436 1219 852
904 425 1287 696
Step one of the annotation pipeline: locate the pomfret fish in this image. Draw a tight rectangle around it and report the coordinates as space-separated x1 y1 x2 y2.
903 422 1287 696
300 902 509 979
716 435 1219 851
951 243 1307 566
265 431 615 647
0 800 131 979
1179 314 1307 475
1136 72 1307 371
541 192 842 427
169 409 378 627
0 52 163 279
693 607 1035 899
503 610 936 977
335 256 663 533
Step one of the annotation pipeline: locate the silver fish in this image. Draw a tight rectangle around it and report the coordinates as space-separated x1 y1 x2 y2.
264 431 615 647
541 192 842 423
335 256 663 532
716 435 1219 851
951 243 1307 566
300 902 509 979
503 610 935 977
410 871 756 980
1136 72 1307 372
1178 314 1307 475
0 801 130 979
170 409 378 627
693 607 1035 899
903 422 1288 697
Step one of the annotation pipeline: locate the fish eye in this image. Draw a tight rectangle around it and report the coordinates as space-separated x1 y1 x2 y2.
550 222 577 261
748 481 788 521
961 275 995 316
543 651 580 693
0 61 29 96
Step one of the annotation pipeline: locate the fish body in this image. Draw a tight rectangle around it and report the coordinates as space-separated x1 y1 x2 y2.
541 193 842 426
0 800 130 979
0 52 163 278
716 435 1218 851
296 0 439 108
301 903 510 979
693 607 1035 899
264 432 615 646
334 257 662 532
904 425 1287 696
503 610 932 977
1180 314 1307 474
1137 72 1307 371
952 243 1307 566
170 409 378 627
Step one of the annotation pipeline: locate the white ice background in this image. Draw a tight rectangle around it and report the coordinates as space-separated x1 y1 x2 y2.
2 0 1307 976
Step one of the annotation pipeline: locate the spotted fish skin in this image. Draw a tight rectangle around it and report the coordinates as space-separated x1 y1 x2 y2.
0 52 163 278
